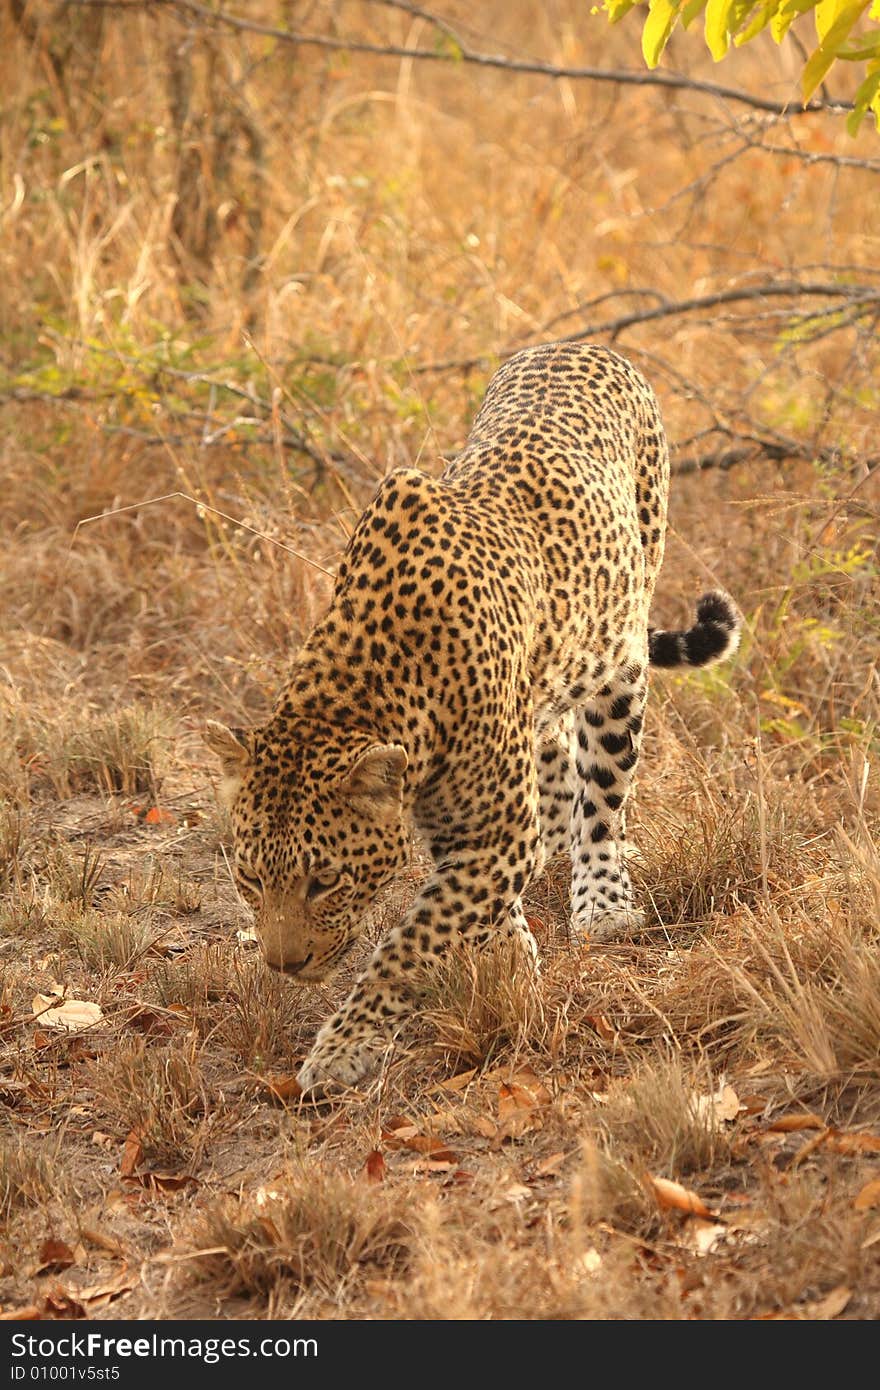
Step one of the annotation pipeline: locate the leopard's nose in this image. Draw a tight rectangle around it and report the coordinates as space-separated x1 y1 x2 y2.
276 953 312 977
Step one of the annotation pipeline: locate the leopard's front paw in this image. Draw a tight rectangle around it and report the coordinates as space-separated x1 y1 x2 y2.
572 904 645 943
296 1028 388 1095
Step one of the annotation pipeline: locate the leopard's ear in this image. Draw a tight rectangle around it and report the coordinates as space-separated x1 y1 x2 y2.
204 720 253 773
342 744 407 803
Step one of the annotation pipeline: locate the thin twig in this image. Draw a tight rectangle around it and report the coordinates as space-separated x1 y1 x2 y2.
72 492 336 577
68 0 852 117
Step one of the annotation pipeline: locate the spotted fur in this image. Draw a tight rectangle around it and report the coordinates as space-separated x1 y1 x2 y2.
206 342 740 1090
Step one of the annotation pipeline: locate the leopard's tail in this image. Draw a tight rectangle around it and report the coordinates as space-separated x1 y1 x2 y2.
648 590 741 669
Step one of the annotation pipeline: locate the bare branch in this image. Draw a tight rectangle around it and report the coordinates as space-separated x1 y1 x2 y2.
67 0 853 117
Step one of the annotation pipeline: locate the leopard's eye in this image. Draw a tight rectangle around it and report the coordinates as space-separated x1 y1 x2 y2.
306 868 341 900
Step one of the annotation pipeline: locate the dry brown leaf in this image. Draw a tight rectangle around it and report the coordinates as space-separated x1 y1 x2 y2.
861 1223 880 1249
647 1175 716 1219
445 1169 476 1185
77 1269 137 1308
437 1068 478 1093
34 1239 75 1276
412 1157 458 1173
691 1080 741 1124
824 1130 880 1155
504 1183 533 1201
800 1285 852 1320
496 1067 551 1139
766 1113 825 1133
81 1226 126 1257
32 996 105 1032
574 1247 602 1275
363 1149 386 1183
125 1004 183 1037
853 1177 880 1211
472 1115 498 1139
259 1073 303 1102
125 1172 197 1194
119 1128 144 1178
682 1217 728 1256
738 1093 770 1116
586 1013 616 1041
382 1115 457 1161
532 1150 567 1177
0 1305 43 1321
39 1287 86 1320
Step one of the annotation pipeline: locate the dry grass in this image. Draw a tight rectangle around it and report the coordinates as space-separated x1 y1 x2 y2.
0 0 878 1322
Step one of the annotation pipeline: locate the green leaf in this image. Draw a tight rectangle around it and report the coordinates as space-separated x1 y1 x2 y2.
735 0 781 44
642 0 683 65
847 62 880 130
605 0 642 20
802 0 871 98
704 0 736 56
835 30 880 57
680 0 709 26
770 0 816 43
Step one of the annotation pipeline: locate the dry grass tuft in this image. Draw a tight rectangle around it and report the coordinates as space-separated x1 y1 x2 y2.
0 1137 63 1220
90 1037 216 1170
421 939 547 1069
589 1053 732 1176
174 1171 417 1302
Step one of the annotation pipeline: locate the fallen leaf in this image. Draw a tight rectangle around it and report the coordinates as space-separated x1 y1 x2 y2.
504 1183 533 1201
32 996 105 1032
690 1079 742 1124
363 1149 386 1183
77 1269 137 1308
34 1239 75 1277
854 1177 880 1211
39 1287 86 1320
412 1157 458 1173
382 1116 458 1163
574 1247 602 1275
472 1115 498 1140
91 1131 116 1151
236 925 259 943
144 807 175 825
738 1093 770 1116
125 1004 184 1037
824 1131 880 1155
436 1068 477 1093
682 1217 728 1256
792 1128 831 1166
496 1067 551 1139
119 1129 144 1179
259 1073 303 1102
123 1171 197 1195
0 1306 43 1321
81 1226 125 1257
765 1112 824 1133
444 1169 476 1185
800 1285 851 1320
647 1175 716 1219
585 1013 616 1042
532 1150 567 1177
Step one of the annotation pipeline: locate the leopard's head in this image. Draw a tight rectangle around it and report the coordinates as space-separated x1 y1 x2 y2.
205 718 409 981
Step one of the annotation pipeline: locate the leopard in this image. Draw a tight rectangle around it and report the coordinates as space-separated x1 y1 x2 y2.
206 341 740 1092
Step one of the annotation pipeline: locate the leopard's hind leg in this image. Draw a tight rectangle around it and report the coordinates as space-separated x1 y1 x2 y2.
569 655 647 941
